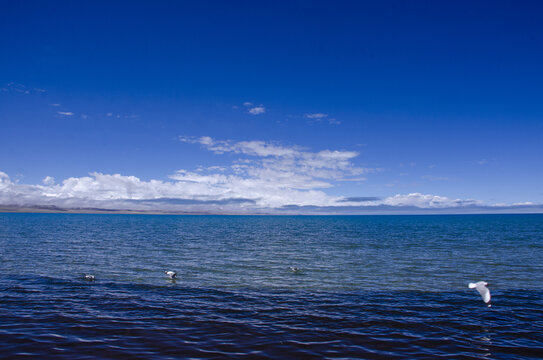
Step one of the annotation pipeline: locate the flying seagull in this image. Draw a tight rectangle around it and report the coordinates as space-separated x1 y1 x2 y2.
469 281 491 307
165 271 177 279
84 274 95 281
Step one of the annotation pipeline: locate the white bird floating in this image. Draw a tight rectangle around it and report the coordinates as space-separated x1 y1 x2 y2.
84 274 95 281
469 281 491 307
289 266 301 273
165 271 177 279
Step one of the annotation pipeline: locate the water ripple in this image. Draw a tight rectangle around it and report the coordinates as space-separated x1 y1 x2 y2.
1 277 542 359
1 214 543 358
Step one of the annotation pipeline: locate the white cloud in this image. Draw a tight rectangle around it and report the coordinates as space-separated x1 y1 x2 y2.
248 106 266 115
57 111 74 116
0 170 333 211
512 201 534 206
175 136 369 207
42 176 55 185
235 102 265 115
0 171 10 187
0 169 537 213
0 137 371 211
475 159 489 165
179 137 363 177
305 113 328 119
383 193 481 208
180 136 300 157
304 113 340 125
1 137 535 213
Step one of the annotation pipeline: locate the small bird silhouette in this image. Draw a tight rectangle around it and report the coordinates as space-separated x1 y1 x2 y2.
289 266 301 273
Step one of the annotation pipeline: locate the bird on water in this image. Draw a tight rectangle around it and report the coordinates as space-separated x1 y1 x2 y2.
84 274 95 281
165 271 177 279
469 281 491 307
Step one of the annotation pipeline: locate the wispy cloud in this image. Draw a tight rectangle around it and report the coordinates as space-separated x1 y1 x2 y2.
42 176 55 185
3 82 29 94
179 136 363 177
383 193 481 208
57 111 74 116
421 175 453 181
180 136 301 157
248 106 266 115
237 101 266 115
304 113 340 125
177 136 367 208
305 113 328 119
1 82 46 95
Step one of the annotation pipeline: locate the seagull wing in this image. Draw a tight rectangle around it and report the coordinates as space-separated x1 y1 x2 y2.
476 283 491 304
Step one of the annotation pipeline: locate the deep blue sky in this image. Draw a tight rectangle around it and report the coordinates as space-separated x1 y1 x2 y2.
1 1 542 212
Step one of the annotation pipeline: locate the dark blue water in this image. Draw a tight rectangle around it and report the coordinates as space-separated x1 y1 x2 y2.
1 214 542 359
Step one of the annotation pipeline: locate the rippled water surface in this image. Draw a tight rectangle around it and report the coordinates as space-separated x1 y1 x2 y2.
1 214 542 359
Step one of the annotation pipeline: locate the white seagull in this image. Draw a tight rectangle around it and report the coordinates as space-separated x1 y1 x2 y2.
289 266 301 273
469 281 491 307
84 274 95 281
165 271 177 279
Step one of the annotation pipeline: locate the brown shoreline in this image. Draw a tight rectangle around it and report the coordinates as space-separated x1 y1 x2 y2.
0 206 215 215
1 205 542 216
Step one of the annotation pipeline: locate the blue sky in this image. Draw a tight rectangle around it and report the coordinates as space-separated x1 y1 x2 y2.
1 0 542 214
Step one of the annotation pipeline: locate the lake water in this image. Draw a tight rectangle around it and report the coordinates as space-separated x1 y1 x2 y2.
1 213 542 359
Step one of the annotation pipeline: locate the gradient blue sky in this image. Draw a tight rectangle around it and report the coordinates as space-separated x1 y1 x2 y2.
1 0 542 213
